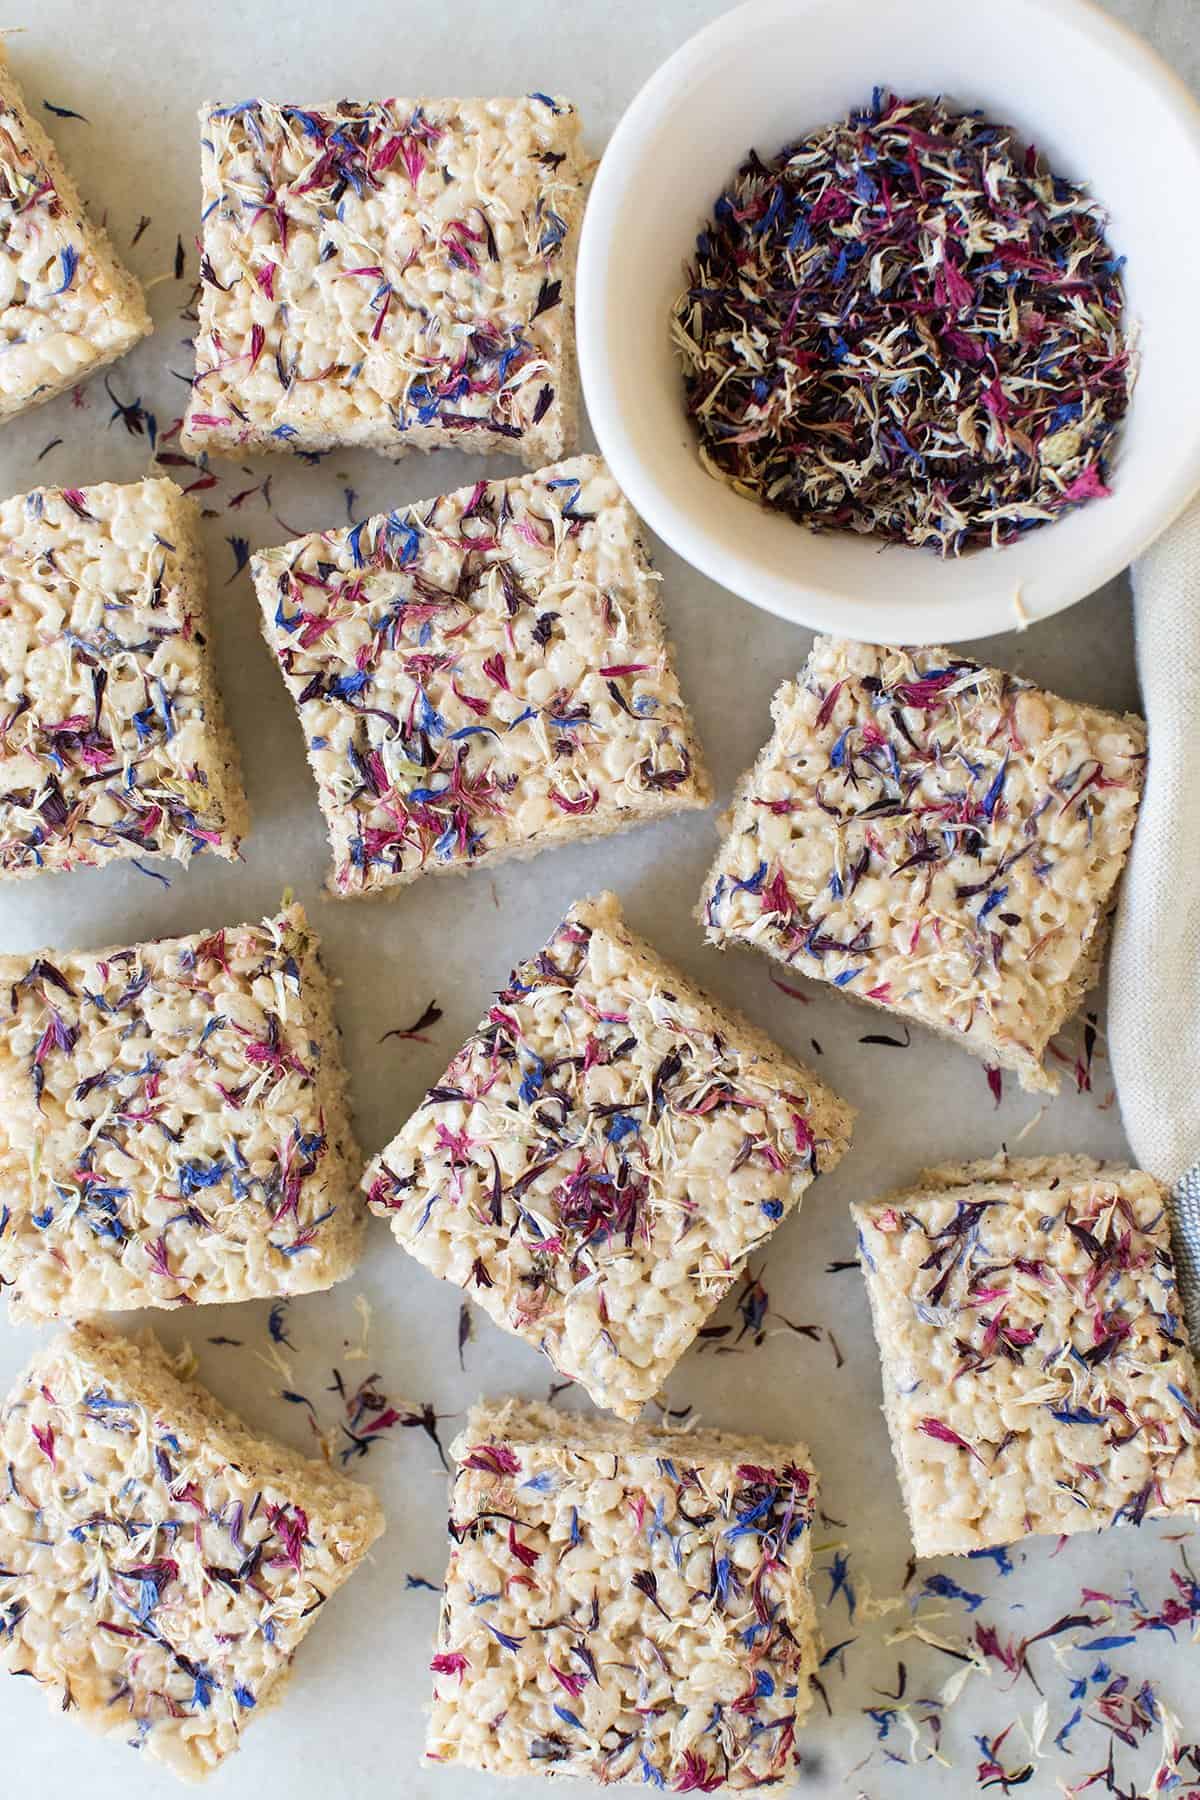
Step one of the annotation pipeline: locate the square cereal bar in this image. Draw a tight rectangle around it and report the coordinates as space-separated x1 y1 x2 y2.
0 477 248 880
182 95 585 464
0 48 151 419
0 1322 384 1780
366 892 853 1418
0 903 365 1320
700 637 1145 1092
253 457 712 897
853 1154 1200 1557
429 1398 821 1788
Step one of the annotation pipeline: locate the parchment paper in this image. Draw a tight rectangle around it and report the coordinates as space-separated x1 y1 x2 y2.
0 3 1195 1795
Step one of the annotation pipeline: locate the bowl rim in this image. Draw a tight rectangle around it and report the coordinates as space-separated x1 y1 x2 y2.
576 0 1200 644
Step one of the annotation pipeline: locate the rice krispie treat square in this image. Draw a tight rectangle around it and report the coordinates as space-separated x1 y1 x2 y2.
0 903 365 1320
0 1322 385 1780
253 457 712 898
0 477 248 880
700 637 1145 1092
182 95 585 465
366 892 854 1418
0 48 151 420
428 1398 822 1788
853 1155 1200 1557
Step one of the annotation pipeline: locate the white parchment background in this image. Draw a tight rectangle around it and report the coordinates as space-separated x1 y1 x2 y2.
0 3 1196 1796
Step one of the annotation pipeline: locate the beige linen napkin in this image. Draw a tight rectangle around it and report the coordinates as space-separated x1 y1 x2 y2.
1109 500 1200 1341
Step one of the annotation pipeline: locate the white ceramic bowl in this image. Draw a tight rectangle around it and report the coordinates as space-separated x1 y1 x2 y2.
576 0 1200 644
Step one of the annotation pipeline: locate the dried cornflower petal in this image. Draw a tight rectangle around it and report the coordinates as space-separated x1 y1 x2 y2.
672 92 1132 554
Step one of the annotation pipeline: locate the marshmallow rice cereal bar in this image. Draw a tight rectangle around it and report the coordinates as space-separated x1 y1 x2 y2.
853 1154 1200 1557
0 903 365 1321
428 1398 822 1788
253 457 712 897
700 637 1145 1092
365 892 854 1419
182 95 584 464
0 1322 385 1780
0 47 151 419
0 477 248 880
